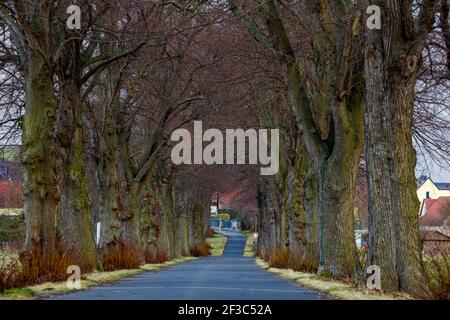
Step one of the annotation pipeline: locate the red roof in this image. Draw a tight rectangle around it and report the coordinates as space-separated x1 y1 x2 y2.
420 197 450 227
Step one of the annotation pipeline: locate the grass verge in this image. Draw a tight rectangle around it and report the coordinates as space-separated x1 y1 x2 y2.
0 256 197 300
207 232 228 256
255 258 411 300
242 231 255 257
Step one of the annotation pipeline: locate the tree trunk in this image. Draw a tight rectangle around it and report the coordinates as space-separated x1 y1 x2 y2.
57 77 99 271
364 3 429 291
97 135 122 251
317 143 361 278
287 151 319 270
255 181 277 258
303 160 319 270
121 182 145 263
54 35 100 270
22 52 59 257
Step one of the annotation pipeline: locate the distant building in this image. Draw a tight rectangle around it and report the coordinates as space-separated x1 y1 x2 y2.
0 158 20 182
0 147 22 208
417 177 450 206
419 197 450 253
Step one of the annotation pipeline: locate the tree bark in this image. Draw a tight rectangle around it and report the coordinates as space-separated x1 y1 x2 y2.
364 0 437 292
97 134 122 251
22 52 59 257
56 37 99 271
317 140 361 278
121 182 145 263
303 161 319 270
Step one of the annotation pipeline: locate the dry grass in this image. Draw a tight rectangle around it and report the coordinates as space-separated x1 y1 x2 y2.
0 248 21 292
144 249 168 264
189 242 211 257
1 256 198 300
256 258 409 300
0 247 79 292
269 247 289 268
286 250 318 273
100 244 143 271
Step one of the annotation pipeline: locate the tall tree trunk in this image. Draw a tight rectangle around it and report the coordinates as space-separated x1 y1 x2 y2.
364 0 437 292
121 182 145 263
22 52 59 257
57 77 99 271
162 182 177 258
56 36 99 270
303 159 319 269
287 161 307 255
317 139 361 278
287 151 319 270
255 181 277 258
97 135 122 250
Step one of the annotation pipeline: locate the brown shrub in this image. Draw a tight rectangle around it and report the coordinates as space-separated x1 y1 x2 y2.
144 248 168 264
0 247 78 292
100 244 143 271
287 250 317 273
206 229 215 238
20 249 78 284
269 247 289 268
0 249 22 292
190 242 211 257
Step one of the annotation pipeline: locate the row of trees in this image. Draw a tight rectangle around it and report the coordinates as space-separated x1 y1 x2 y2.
0 1 216 274
228 0 449 294
0 0 448 295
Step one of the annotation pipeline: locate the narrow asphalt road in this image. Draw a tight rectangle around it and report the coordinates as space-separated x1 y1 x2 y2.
54 231 326 300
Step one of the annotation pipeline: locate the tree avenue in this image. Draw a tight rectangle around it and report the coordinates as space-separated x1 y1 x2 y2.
0 0 449 298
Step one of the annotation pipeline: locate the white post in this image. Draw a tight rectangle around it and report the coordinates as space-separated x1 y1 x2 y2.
96 222 101 246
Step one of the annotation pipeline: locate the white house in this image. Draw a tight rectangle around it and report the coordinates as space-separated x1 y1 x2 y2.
417 178 450 205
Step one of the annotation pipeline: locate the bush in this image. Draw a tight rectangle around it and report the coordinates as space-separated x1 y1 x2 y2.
421 250 450 300
0 247 78 292
144 248 168 264
190 242 211 257
269 247 289 269
100 244 143 271
287 250 318 273
0 248 22 292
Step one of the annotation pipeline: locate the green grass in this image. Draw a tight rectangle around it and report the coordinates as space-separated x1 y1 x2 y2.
0 256 197 300
255 258 411 300
242 231 255 257
207 232 228 256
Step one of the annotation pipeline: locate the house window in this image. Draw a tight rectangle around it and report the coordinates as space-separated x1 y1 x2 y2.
426 192 430 199
1 164 8 177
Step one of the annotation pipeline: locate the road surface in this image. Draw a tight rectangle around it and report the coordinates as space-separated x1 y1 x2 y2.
54 231 326 300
